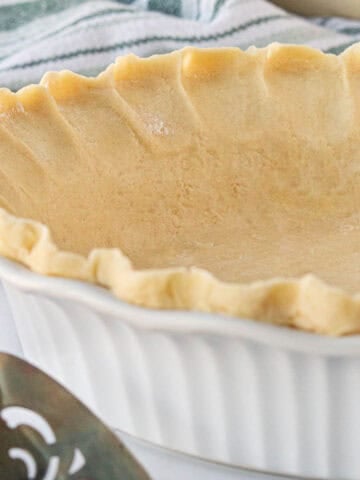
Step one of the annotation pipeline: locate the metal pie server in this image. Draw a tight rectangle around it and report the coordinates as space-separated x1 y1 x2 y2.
0 352 151 480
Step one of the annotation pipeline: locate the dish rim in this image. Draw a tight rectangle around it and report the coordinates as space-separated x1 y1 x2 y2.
1 255 360 356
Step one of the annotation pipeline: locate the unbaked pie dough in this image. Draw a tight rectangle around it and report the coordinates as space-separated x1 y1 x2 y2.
1 44 360 335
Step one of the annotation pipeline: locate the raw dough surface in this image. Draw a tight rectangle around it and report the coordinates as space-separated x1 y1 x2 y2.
1 44 360 334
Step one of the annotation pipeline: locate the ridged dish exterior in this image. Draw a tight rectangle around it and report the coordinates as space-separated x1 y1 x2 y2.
4 277 360 479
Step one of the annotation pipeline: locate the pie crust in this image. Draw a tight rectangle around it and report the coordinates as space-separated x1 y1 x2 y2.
1 44 360 335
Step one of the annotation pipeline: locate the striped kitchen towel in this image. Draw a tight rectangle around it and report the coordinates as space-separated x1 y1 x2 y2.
1 0 360 91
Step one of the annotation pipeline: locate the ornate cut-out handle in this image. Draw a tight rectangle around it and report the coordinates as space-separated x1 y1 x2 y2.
0 353 151 480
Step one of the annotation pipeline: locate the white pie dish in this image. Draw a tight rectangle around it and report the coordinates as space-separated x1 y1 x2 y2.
1 255 360 479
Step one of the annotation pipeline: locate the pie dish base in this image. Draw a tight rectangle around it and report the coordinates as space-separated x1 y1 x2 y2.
117 429 316 480
2 256 360 480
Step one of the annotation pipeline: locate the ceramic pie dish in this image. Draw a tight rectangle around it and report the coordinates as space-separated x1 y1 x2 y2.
3 257 360 480
1 44 360 478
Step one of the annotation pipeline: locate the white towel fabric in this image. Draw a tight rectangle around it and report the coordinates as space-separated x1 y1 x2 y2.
0 0 360 90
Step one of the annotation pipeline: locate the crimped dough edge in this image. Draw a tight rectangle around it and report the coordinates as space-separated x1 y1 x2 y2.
1 43 360 336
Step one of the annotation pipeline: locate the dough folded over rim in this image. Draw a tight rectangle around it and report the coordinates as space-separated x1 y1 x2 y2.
1 44 360 335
